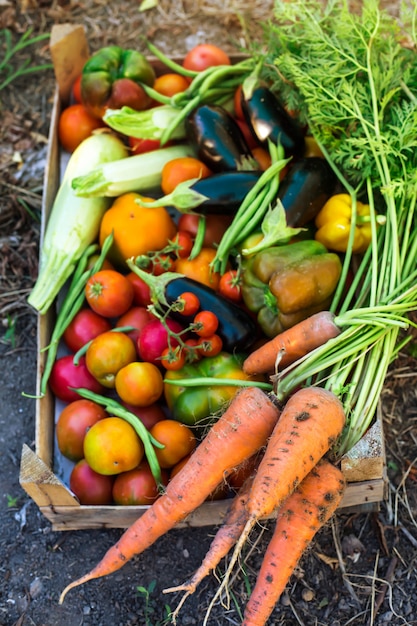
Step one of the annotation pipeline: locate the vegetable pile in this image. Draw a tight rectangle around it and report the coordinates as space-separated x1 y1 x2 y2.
27 3 417 622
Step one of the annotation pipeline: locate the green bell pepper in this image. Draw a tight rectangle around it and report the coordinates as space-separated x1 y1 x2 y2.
241 240 342 338
81 46 156 118
164 352 263 426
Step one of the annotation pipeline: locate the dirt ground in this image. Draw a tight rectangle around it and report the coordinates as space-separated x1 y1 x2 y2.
1 1 417 625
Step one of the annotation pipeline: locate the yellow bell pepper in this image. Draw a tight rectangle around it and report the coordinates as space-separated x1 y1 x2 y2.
314 193 372 254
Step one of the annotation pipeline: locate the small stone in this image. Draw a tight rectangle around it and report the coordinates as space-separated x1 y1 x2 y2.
301 588 315 602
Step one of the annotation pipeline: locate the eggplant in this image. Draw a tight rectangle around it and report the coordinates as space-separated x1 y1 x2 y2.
129 266 258 352
278 157 339 227
187 171 262 215
185 104 256 173
241 85 305 158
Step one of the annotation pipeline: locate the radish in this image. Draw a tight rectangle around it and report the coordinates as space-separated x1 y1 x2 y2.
138 318 185 366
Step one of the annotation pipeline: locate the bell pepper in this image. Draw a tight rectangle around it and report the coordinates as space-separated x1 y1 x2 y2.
241 240 342 338
81 46 156 119
314 193 372 254
164 352 263 426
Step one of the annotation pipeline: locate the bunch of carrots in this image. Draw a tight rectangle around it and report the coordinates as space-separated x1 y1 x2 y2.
59 376 347 625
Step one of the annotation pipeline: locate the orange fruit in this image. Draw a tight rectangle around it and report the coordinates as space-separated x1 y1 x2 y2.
83 416 144 475
99 192 177 269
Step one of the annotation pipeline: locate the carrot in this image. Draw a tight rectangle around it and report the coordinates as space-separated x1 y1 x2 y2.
202 385 346 623
163 471 256 621
242 310 341 375
242 459 346 626
59 387 281 604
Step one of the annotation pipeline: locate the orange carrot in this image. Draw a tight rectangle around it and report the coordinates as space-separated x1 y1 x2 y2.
202 386 346 622
242 459 346 626
59 387 281 604
243 310 341 375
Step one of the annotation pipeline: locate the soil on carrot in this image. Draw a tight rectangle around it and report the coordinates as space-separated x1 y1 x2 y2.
1 2 416 626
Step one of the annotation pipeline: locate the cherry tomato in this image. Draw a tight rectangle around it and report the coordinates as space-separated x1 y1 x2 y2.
112 462 169 505
151 254 176 275
173 231 194 259
161 157 212 195
63 308 112 353
176 291 200 317
85 331 137 388
128 136 162 155
177 213 233 248
69 459 114 505
160 347 187 371
192 310 219 338
149 420 197 469
197 333 223 357
218 269 242 302
85 269 134 318
126 270 152 307
115 361 164 406
152 73 189 98
58 103 104 153
182 44 231 73
49 355 104 403
56 399 107 462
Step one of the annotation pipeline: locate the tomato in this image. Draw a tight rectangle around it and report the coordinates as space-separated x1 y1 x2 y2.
58 103 104 153
227 452 262 491
197 333 223 358
71 74 82 104
174 248 221 290
120 402 166 430
85 269 134 318
150 254 176 275
152 73 189 98
86 253 114 272
161 157 212 195
252 146 272 172
115 361 164 406
112 462 169 506
126 270 152 307
99 192 177 270
169 454 190 480
69 459 114 505
172 231 194 259
63 308 112 353
160 347 187 371
128 136 162 155
236 118 259 151
49 355 104 403
115 305 154 347
107 77 151 111
192 310 219 337
85 331 137 388
83 416 144 475
149 420 197 469
182 44 231 73
177 213 233 248
176 291 200 317
56 399 107 462
233 84 245 121
218 269 242 302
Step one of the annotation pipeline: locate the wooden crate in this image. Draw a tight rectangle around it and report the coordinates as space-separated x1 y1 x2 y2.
19 24 387 531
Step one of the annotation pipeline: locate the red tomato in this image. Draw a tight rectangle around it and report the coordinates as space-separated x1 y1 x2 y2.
126 271 152 307
183 44 231 72
160 347 187 371
177 213 233 248
49 355 104 403
115 306 154 347
218 269 242 303
85 269 134 318
173 231 194 259
233 84 245 121
128 136 162 155
192 310 219 338
176 291 200 317
63 308 112 353
56 399 107 462
161 157 212 195
236 118 259 151
112 462 169 505
71 74 82 104
58 104 104 153
120 401 166 430
69 459 115 505
197 333 223 357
